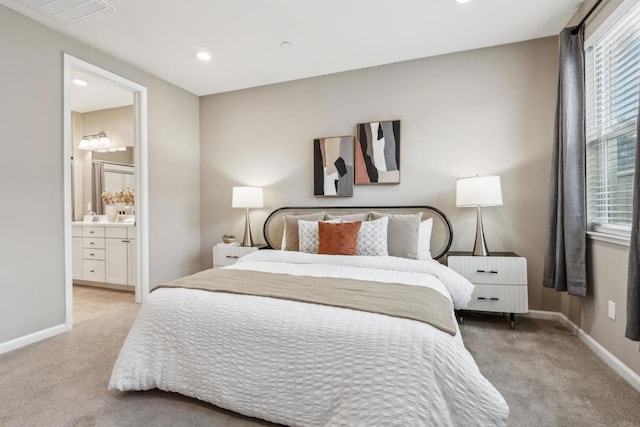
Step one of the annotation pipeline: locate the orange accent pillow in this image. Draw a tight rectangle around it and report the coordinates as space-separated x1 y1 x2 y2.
318 221 362 256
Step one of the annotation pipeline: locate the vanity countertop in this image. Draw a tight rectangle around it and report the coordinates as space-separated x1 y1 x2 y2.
72 216 135 227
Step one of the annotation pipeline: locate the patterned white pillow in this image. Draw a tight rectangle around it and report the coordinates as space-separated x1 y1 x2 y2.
356 216 389 256
298 219 341 253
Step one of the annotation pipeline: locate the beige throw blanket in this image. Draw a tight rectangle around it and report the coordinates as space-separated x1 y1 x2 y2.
154 268 456 336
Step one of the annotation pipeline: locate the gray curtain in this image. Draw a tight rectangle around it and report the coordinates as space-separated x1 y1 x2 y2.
543 25 587 298
92 161 105 215
626 93 640 341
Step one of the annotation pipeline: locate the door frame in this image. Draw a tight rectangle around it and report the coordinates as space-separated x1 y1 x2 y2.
62 54 149 329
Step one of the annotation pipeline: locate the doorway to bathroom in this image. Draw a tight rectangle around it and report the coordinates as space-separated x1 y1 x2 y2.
63 54 149 329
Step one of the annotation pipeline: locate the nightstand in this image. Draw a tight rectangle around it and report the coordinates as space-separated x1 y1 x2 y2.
213 245 259 268
447 252 528 329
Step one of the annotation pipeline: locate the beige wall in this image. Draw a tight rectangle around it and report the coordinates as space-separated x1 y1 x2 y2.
0 5 201 344
200 36 562 312
560 0 640 376
82 105 134 149
567 0 627 38
562 239 639 375
586 241 638 373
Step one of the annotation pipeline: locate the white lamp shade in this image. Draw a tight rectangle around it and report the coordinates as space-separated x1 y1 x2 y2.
456 175 503 207
232 186 264 208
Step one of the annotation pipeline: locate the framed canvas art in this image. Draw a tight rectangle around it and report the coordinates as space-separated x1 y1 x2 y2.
313 136 354 197
355 120 400 184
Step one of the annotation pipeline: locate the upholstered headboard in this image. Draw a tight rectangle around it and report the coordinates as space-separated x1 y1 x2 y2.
263 206 453 260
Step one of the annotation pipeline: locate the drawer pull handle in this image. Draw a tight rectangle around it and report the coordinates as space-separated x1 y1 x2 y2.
89 242 95 245
121 240 130 243
477 297 500 301
90 253 95 256
90 270 95 273
476 269 498 274
89 231 94 234
226 255 239 259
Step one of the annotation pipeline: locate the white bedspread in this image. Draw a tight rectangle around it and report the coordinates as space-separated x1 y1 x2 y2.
109 251 509 426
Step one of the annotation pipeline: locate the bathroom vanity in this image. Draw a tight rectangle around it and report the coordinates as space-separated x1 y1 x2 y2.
72 220 136 291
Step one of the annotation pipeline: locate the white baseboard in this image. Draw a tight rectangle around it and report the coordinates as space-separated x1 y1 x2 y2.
0 323 68 355
525 310 640 394
523 309 561 322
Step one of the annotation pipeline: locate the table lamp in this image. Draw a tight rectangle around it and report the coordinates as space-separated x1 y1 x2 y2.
456 175 503 256
232 186 264 247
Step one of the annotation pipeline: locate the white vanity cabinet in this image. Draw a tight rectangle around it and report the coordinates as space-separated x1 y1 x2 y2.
72 223 136 289
82 226 106 282
105 227 136 287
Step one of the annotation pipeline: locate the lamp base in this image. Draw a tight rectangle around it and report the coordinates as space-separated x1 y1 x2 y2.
473 206 490 256
241 208 253 247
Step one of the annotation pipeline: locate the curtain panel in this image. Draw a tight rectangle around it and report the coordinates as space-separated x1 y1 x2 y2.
543 26 587 297
626 91 640 341
92 161 105 215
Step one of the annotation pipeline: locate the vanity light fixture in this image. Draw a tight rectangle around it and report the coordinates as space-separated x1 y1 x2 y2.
78 132 113 151
196 51 212 61
73 78 88 87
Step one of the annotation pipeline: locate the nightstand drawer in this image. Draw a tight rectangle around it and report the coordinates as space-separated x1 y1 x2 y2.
215 254 241 267
448 256 527 285
466 284 528 313
213 245 258 268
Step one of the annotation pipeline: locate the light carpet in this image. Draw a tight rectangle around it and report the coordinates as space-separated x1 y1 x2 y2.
0 286 639 426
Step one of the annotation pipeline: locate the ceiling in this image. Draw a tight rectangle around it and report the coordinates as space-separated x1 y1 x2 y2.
3 0 583 96
70 69 132 113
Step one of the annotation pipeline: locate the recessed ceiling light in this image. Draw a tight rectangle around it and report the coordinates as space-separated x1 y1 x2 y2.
280 41 292 48
73 78 88 87
196 51 212 61
456 0 472 3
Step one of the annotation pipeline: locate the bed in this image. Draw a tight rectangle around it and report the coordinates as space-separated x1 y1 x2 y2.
109 206 509 426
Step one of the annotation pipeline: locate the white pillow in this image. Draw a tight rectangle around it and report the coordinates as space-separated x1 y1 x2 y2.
356 216 389 256
415 218 433 260
298 219 341 253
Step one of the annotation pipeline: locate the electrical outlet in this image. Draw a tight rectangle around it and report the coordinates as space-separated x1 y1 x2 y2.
608 300 616 320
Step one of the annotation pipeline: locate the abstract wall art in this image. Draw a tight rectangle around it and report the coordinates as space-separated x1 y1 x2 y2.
355 120 400 184
313 136 354 197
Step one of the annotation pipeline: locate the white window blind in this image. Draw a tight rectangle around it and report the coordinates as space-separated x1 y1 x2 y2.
586 0 640 233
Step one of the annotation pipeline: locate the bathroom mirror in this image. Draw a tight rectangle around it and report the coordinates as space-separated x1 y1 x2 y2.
91 150 135 215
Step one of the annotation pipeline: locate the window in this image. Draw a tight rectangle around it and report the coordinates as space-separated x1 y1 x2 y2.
585 0 640 234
